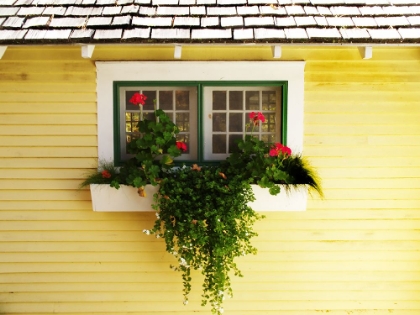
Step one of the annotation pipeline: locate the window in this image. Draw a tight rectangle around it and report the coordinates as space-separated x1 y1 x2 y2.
115 82 285 164
97 62 305 164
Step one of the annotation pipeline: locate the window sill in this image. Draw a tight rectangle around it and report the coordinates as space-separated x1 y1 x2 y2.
89 184 308 212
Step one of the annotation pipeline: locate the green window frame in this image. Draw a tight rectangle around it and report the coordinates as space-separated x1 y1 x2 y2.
113 81 288 165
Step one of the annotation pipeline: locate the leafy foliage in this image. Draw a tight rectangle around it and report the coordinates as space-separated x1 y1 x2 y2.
148 166 264 314
122 108 183 188
223 134 323 197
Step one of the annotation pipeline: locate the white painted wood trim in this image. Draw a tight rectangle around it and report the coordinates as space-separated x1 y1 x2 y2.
96 61 305 163
359 46 372 59
82 45 95 58
90 184 158 212
0 46 7 59
249 184 308 211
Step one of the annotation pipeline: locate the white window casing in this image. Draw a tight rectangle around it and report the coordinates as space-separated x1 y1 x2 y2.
96 61 305 163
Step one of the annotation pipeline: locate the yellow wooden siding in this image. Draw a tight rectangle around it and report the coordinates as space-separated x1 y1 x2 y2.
0 46 420 314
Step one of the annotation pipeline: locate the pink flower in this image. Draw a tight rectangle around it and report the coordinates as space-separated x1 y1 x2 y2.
249 112 266 125
176 141 187 152
270 143 292 157
129 92 147 106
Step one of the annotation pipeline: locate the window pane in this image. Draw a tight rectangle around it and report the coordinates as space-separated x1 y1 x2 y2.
262 91 277 111
176 113 190 132
159 91 173 110
142 91 156 110
262 113 276 132
213 135 226 154
229 91 243 110
245 91 259 110
213 91 226 110
261 134 276 143
229 113 242 132
213 113 226 132
176 91 190 110
126 91 139 111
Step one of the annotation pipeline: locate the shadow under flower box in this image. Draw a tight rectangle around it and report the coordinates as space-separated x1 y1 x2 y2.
90 184 308 212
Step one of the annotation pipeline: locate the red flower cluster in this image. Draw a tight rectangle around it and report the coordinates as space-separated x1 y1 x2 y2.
101 170 111 179
176 141 187 152
249 112 266 126
269 143 292 157
129 92 147 106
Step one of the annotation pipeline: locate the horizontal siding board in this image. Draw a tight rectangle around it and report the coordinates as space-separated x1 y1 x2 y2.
0 93 96 103
2 219 420 231
0 83 96 93
0 72 96 83
2 261 420 273
0 61 96 73
1 240 420 253
0 114 96 125
0 158 97 168
0 136 97 147
0 147 97 157
0 103 96 114
0 125 97 135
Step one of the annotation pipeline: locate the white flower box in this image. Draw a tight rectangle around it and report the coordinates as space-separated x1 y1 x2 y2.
248 184 308 212
90 184 308 212
90 184 159 212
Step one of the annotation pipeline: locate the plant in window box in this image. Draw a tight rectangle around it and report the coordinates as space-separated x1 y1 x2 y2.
220 112 323 210
146 164 263 315
81 92 187 206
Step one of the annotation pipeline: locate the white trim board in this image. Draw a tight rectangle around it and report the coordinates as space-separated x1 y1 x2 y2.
96 61 305 163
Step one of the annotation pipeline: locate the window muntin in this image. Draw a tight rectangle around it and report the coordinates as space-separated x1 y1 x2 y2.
117 83 283 163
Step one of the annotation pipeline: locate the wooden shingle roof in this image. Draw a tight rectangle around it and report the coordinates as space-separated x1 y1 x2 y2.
1 0 420 44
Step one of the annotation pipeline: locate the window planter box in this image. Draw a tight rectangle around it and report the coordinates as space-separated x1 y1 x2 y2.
90 184 158 212
248 184 308 212
90 184 308 212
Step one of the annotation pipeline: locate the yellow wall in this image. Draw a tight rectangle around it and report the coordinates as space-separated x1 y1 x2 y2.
1 45 420 314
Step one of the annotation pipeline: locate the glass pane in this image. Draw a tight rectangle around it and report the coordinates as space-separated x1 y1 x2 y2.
262 91 277 111
245 91 259 110
213 91 226 110
142 90 156 110
213 113 226 132
176 91 190 110
125 122 131 133
126 91 139 111
229 113 242 132
159 91 173 110
229 91 243 110
132 113 140 122
262 113 276 132
261 134 276 143
213 135 226 154
176 113 190 132
144 112 156 121
228 134 243 153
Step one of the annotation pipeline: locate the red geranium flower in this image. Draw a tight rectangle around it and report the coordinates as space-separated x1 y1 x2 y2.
176 141 187 152
101 170 112 178
249 112 266 125
269 143 292 157
129 92 147 106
